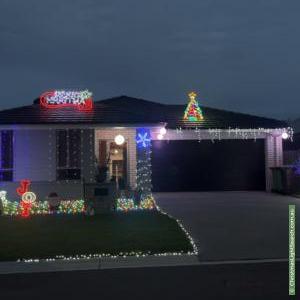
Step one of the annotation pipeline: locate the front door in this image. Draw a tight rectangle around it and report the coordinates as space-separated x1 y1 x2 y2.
97 140 127 189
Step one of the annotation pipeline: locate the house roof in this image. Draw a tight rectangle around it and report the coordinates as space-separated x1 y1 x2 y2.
0 95 288 129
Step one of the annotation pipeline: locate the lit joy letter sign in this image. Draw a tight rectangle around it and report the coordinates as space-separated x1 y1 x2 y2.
17 179 37 218
40 90 93 111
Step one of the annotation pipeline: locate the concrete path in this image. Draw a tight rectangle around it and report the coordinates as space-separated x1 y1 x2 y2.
0 255 200 274
155 191 300 261
1 255 298 275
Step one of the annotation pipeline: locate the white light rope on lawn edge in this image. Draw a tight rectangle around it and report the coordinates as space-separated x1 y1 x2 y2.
156 205 198 256
18 204 198 263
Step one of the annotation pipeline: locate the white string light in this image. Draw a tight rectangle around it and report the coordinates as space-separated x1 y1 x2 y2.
175 127 293 142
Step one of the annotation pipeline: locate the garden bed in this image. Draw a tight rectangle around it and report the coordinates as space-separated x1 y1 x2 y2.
0 211 195 261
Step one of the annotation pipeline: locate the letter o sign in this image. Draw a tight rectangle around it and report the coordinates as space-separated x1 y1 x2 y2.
22 192 36 204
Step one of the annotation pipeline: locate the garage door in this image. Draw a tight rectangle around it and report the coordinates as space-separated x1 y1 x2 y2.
151 139 265 192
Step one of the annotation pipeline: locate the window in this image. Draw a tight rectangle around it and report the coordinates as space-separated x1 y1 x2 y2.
0 131 13 181
56 129 81 180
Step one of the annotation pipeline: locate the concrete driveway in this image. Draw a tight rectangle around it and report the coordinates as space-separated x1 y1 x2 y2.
154 191 300 261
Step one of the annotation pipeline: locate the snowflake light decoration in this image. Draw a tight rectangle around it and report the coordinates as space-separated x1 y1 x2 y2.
136 129 151 148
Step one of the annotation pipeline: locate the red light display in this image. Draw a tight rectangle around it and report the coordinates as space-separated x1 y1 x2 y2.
17 180 35 218
16 179 31 196
40 90 94 111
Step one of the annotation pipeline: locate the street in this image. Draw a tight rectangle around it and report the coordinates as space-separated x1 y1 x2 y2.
0 262 297 300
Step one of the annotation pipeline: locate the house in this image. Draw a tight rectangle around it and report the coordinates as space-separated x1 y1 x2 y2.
0 90 290 202
283 132 300 165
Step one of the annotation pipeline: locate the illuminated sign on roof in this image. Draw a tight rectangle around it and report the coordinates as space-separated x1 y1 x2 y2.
40 90 93 111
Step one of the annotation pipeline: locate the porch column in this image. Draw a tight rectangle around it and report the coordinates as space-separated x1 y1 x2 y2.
136 128 152 197
265 134 283 192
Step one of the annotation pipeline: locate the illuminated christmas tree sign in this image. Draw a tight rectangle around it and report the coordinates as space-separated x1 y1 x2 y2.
40 90 93 111
183 92 204 122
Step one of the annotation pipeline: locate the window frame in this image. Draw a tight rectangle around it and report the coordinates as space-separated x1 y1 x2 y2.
0 130 14 182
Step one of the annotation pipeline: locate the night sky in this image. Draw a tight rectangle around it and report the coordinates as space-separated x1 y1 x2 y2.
0 0 299 120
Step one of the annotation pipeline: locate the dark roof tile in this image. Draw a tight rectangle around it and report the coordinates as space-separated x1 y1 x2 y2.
0 95 288 129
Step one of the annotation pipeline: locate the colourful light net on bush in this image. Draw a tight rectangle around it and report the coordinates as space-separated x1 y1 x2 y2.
0 194 85 217
58 200 85 214
116 195 157 212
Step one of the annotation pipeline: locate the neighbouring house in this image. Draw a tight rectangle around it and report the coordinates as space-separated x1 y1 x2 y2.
282 117 300 165
278 130 300 194
0 90 290 203
283 133 300 165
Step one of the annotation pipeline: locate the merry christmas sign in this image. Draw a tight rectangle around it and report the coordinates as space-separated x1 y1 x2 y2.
40 90 93 111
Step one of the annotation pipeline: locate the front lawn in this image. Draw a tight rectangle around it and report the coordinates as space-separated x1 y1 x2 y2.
0 211 194 261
